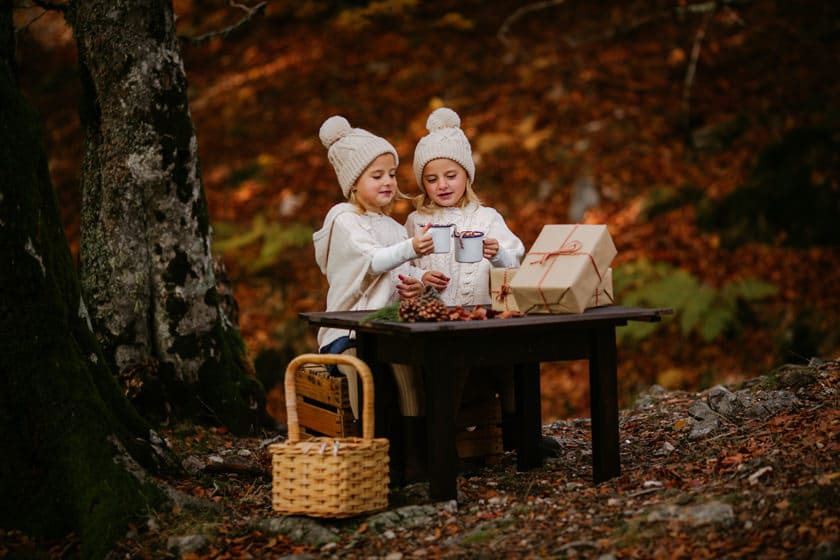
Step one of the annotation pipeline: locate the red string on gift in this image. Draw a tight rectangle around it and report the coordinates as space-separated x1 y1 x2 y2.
526 225 604 311
494 283 511 302
492 270 513 311
529 239 583 265
499 270 512 311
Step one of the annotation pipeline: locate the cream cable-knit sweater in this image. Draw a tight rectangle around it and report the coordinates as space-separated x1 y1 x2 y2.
313 203 424 348
405 202 525 306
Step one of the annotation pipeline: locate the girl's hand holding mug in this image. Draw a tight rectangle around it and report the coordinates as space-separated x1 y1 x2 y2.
482 237 500 259
412 223 435 256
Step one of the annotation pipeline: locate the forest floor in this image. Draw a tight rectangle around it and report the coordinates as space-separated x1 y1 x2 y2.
4 359 837 559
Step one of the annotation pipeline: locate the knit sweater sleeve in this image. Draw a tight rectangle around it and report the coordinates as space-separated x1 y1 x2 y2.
371 239 418 274
485 208 526 268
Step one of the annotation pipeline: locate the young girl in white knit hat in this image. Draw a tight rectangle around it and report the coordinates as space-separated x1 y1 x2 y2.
313 115 434 433
406 107 525 303
405 107 526 456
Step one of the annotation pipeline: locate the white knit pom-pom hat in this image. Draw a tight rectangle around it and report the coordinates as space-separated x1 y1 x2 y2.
412 107 475 187
319 116 399 198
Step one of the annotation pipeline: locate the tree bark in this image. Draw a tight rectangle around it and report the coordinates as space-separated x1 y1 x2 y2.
0 6 167 557
65 0 264 432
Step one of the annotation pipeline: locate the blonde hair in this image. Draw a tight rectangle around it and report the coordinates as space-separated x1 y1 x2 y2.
349 186 413 216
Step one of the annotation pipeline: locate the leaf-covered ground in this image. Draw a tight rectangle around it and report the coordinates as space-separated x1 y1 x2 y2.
3 360 836 558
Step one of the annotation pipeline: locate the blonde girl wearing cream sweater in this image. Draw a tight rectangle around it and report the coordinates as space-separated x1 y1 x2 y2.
313 116 433 427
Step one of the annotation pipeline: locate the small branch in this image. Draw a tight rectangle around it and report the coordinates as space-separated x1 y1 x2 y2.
196 395 225 426
14 10 48 38
180 0 267 47
204 461 269 478
705 428 739 442
626 486 661 498
682 6 715 134
521 478 535 501
497 0 567 48
709 406 738 427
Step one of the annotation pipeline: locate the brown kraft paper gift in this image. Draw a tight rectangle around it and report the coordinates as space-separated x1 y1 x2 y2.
509 224 616 314
490 268 520 313
491 266 614 313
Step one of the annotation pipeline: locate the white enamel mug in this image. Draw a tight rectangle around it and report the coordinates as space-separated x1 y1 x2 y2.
424 224 453 254
454 230 485 263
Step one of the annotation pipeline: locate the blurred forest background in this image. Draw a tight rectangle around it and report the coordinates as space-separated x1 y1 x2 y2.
14 0 839 422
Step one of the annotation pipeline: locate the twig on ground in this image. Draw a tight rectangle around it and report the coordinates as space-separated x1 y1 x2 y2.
522 478 536 501
710 407 738 426
705 428 739 442
627 487 662 498
204 461 269 477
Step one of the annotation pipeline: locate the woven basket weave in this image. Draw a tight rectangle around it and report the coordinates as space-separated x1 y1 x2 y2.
269 353 389 517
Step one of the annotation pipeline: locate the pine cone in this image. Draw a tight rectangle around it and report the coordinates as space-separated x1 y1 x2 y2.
417 299 449 322
399 298 421 322
399 286 448 322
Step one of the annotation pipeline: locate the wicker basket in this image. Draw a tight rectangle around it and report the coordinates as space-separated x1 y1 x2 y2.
269 353 389 517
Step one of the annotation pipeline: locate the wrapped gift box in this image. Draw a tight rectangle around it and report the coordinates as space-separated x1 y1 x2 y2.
490 268 520 313
491 266 614 313
509 224 616 314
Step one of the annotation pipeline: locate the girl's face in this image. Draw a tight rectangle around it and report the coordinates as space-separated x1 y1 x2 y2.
353 153 398 212
421 158 468 207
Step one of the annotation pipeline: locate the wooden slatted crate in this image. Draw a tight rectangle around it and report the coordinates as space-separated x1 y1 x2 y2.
456 394 503 461
293 363 360 438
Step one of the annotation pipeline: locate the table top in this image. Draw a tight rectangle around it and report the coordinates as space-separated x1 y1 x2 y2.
300 305 672 335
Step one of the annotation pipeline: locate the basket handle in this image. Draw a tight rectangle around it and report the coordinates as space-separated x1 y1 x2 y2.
284 353 376 444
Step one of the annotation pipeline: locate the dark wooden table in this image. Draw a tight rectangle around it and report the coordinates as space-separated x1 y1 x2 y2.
300 305 671 501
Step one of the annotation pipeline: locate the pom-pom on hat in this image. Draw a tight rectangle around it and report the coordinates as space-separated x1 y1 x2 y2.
319 116 399 198
412 107 475 187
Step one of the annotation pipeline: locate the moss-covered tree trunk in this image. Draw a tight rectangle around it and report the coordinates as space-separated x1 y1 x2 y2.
65 0 264 432
0 6 167 558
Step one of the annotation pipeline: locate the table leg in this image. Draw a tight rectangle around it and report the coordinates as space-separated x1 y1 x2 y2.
356 333 404 484
515 362 542 471
424 354 458 501
589 326 620 483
